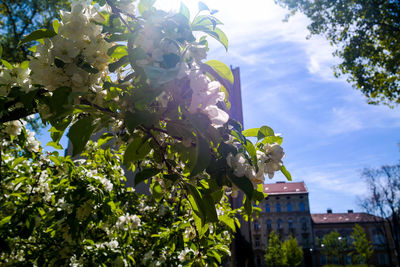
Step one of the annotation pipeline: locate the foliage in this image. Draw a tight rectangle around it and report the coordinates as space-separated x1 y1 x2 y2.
0 0 71 63
282 235 303 267
322 265 370 267
275 0 400 107
265 231 286 267
0 126 235 266
350 224 373 265
359 163 400 265
320 230 350 265
0 0 291 265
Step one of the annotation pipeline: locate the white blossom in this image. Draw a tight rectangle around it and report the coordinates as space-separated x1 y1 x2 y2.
26 130 40 152
4 120 23 136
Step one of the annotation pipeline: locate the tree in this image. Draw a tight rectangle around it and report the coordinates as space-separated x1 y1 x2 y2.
265 231 286 267
360 163 400 265
0 0 70 63
320 230 350 265
351 224 373 265
275 0 400 107
282 235 303 267
0 0 291 264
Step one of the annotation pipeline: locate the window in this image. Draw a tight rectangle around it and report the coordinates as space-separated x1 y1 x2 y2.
301 218 307 230
277 219 283 229
256 255 262 267
265 203 270 212
254 221 259 231
378 253 389 264
287 202 292 212
266 219 272 230
255 237 260 247
288 219 294 229
372 229 385 245
320 255 327 265
299 202 305 212
276 203 281 212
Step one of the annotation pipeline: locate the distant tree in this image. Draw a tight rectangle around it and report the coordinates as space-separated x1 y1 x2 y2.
320 230 349 265
282 235 303 267
265 231 286 267
359 163 400 265
350 224 373 265
0 0 70 63
275 0 400 107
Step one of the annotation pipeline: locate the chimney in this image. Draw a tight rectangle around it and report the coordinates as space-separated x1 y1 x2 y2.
348 210 353 213
327 208 332 214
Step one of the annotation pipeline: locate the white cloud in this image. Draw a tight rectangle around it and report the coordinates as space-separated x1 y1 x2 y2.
156 0 337 81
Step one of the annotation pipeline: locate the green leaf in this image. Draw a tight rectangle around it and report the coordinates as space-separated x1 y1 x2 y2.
107 45 128 58
204 27 228 51
52 20 60 33
47 141 63 150
242 128 259 137
108 55 129 72
1 59 13 69
179 2 190 20
162 53 180 69
19 29 57 45
152 182 163 201
0 44 2 58
257 125 274 140
135 168 160 186
205 60 234 84
187 184 207 222
198 2 209 11
244 196 252 216
261 136 283 145
280 165 292 181
98 132 114 146
190 136 211 176
192 15 223 28
138 0 156 15
125 111 159 133
79 62 99 74
0 216 12 226
219 215 236 232
11 157 26 169
67 116 96 156
229 174 253 200
143 65 180 86
123 136 151 167
203 193 218 222
193 212 208 238
244 140 257 166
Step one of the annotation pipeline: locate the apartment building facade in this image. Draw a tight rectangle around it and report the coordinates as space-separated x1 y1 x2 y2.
251 181 396 267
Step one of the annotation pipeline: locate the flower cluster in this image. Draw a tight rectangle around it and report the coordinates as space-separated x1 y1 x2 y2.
0 64 32 96
29 1 111 94
227 142 285 189
116 213 141 230
188 70 229 127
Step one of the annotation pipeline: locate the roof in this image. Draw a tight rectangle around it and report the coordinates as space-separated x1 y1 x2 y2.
263 181 308 195
311 212 384 224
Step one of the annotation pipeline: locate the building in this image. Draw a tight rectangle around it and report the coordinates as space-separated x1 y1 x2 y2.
251 181 313 267
312 209 396 266
251 181 397 267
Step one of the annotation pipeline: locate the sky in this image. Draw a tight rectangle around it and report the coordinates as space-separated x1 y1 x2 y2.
40 0 400 214
155 0 400 213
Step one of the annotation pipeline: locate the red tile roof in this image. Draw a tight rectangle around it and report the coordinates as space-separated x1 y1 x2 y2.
311 212 383 224
263 181 308 195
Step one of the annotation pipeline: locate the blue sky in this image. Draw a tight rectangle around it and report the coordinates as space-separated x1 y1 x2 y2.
39 0 400 214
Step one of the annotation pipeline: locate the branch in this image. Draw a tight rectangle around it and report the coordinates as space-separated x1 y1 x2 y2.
105 0 136 33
